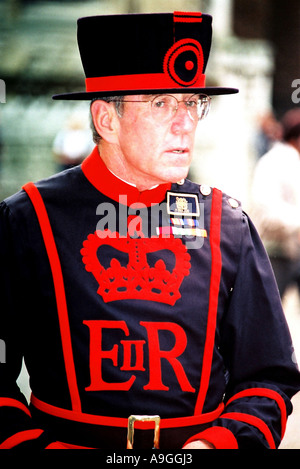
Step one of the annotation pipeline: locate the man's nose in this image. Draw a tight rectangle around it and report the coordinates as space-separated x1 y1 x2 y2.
170 103 196 133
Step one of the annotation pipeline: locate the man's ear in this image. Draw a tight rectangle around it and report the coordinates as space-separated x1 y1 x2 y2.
91 100 119 144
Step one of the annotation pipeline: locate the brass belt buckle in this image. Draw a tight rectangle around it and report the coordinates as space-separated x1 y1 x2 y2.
127 415 161 449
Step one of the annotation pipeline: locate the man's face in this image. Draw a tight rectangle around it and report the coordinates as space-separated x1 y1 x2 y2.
114 94 199 190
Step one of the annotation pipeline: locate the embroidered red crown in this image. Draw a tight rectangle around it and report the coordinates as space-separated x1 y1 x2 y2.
81 230 191 305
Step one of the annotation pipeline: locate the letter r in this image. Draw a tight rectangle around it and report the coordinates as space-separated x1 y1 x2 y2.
141 321 195 392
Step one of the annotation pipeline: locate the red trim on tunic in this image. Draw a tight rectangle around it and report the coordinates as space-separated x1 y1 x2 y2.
45 441 95 449
22 182 81 413
31 393 224 429
221 411 276 449
0 429 43 449
225 387 287 439
183 426 238 449
0 397 31 417
81 147 171 207
194 188 223 415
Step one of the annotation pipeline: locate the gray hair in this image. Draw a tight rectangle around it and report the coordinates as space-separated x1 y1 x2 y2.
90 96 124 144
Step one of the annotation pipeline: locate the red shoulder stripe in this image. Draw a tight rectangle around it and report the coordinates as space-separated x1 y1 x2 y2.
194 188 223 415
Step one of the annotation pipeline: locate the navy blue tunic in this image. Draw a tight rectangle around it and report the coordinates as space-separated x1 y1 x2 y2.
0 147 299 449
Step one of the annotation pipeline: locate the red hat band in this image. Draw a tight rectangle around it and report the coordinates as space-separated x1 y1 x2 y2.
85 72 205 93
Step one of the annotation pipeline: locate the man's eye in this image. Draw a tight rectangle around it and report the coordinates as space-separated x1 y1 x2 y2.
185 100 197 108
154 100 167 108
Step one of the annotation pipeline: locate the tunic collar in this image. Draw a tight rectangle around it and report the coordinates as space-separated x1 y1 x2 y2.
82 146 171 207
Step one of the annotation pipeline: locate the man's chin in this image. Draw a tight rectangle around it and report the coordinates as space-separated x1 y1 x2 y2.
166 168 190 184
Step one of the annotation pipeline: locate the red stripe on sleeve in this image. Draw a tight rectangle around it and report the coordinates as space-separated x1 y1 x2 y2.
183 426 238 449
221 412 276 449
0 429 44 449
226 388 287 439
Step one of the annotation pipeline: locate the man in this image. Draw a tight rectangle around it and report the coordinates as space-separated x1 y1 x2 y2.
0 12 299 450
252 109 300 299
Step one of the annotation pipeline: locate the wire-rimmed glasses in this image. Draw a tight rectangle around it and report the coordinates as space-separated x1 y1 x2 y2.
117 94 211 123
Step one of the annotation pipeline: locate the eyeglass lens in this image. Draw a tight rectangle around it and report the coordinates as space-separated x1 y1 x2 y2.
151 94 210 122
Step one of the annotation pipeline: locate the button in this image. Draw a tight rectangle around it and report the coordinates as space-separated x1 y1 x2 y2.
228 197 239 209
177 179 185 186
199 185 211 196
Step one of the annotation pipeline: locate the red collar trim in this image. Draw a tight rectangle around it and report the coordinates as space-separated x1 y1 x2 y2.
81 147 171 207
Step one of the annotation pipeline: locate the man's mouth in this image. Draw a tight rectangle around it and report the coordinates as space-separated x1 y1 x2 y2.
170 148 188 154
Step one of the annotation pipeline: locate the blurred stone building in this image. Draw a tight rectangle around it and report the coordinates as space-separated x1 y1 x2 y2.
233 0 300 118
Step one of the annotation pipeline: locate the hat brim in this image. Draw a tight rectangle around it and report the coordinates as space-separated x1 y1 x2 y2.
52 86 238 100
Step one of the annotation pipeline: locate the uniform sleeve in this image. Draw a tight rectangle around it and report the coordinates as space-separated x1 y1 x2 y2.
0 200 54 449
184 212 300 449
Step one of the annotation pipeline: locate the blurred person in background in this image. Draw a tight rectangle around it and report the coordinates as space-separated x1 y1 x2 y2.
254 111 282 159
52 111 93 172
251 108 300 299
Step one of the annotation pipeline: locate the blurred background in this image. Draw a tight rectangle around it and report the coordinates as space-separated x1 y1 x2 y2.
1 0 300 204
1 0 300 448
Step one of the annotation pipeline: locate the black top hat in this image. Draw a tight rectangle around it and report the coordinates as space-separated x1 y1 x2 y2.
53 11 238 100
